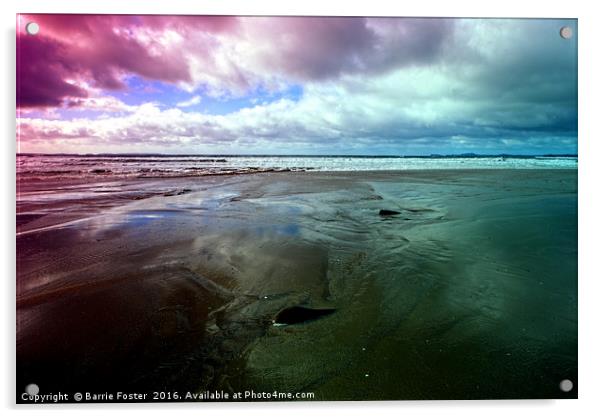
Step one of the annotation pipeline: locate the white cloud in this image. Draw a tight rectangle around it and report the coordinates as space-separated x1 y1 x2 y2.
176 95 202 108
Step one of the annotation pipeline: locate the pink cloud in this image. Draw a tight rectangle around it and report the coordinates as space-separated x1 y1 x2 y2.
17 35 88 107
17 14 239 108
16 15 453 109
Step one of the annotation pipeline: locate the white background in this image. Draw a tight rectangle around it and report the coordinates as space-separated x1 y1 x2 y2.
2 0 600 417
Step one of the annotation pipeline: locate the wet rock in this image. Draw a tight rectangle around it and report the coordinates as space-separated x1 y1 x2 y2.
274 306 336 325
379 209 401 216
163 189 192 197
91 169 112 174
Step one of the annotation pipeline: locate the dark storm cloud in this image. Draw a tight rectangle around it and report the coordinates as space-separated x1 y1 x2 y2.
16 36 89 108
251 17 454 81
17 14 238 108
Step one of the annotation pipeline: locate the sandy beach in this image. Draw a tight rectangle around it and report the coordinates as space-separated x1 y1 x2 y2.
16 169 578 400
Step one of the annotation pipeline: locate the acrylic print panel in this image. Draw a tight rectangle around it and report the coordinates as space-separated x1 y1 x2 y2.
16 14 577 403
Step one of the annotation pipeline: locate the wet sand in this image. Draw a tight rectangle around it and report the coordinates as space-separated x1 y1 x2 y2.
16 170 577 400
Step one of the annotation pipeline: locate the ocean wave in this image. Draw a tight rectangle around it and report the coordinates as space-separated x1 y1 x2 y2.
16 155 577 181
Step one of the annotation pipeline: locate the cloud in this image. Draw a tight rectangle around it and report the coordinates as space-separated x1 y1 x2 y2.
17 15 454 107
17 14 236 108
17 62 577 155
64 96 136 113
16 17 577 155
242 17 454 81
178 17 455 97
16 35 88 107
176 95 202 108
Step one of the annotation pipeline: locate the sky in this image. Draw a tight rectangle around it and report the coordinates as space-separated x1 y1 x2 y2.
16 15 577 155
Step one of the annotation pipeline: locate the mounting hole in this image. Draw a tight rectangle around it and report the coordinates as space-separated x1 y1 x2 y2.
559 379 573 392
25 22 39 35
25 383 39 396
560 26 573 40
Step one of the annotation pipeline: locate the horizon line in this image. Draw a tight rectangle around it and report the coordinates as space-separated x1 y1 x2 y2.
16 152 578 158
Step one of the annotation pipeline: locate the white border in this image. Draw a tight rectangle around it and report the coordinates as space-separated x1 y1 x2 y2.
2 1 600 417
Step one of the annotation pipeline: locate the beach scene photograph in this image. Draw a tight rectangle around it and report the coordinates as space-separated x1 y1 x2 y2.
16 14 577 402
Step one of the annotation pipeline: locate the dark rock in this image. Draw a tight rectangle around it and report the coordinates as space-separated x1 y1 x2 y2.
163 189 192 197
379 209 401 216
274 306 336 325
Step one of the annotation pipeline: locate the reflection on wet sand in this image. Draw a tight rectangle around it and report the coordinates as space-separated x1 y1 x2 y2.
16 170 577 400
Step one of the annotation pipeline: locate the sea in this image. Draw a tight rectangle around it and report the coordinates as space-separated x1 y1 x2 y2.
16 154 578 180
